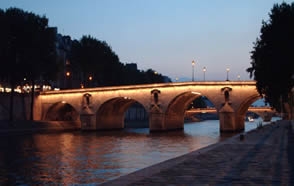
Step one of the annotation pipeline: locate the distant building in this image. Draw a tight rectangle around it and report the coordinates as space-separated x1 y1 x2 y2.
54 32 84 89
55 33 73 89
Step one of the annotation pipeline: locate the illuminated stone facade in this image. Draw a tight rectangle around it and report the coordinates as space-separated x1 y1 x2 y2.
34 81 262 132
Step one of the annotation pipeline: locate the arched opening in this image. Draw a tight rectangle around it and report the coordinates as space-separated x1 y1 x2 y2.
245 98 277 122
44 102 79 121
164 92 202 130
124 102 149 128
251 98 268 107
185 96 217 122
236 95 264 129
245 111 260 122
96 97 148 130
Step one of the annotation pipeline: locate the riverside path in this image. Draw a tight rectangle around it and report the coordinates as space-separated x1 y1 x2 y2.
100 120 294 185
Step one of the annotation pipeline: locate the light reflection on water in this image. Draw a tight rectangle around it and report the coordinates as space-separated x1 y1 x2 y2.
0 118 277 185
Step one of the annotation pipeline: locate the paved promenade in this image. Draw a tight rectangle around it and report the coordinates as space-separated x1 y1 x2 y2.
100 120 294 185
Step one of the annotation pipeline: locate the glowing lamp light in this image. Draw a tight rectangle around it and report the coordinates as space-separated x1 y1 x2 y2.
226 68 230 81
191 91 201 95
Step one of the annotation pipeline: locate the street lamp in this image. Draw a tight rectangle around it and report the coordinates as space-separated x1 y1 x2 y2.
192 60 195 81
65 71 71 89
226 68 230 81
203 67 206 81
66 71 70 77
88 75 93 87
237 74 240 81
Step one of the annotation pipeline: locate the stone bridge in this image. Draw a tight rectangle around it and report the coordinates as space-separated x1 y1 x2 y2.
34 81 263 132
185 107 276 122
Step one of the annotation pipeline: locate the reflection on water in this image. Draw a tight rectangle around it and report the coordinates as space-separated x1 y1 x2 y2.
0 118 277 185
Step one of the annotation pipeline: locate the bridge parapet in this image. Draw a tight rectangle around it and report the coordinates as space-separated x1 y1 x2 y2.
248 107 276 122
186 106 276 123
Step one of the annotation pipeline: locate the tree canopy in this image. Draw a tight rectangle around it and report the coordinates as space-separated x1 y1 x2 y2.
0 7 171 90
0 7 58 87
69 35 123 87
0 7 58 120
69 35 170 88
247 2 294 110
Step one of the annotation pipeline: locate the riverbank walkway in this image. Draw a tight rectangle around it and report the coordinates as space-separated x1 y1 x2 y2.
100 120 294 185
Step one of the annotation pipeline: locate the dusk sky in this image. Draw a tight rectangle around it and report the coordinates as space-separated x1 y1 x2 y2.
1 0 292 82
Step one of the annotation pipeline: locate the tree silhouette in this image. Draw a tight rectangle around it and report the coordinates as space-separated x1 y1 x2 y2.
247 2 294 111
70 35 123 87
0 8 58 121
69 35 171 87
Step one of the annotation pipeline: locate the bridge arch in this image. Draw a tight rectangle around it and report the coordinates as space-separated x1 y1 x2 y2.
235 93 261 129
44 101 79 121
96 97 148 130
164 91 202 130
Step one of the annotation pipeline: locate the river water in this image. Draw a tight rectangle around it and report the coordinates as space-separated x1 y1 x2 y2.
0 118 278 185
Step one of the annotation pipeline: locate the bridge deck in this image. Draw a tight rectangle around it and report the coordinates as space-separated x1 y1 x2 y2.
40 81 256 94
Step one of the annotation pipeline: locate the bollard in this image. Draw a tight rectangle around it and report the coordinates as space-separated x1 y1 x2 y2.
240 133 245 141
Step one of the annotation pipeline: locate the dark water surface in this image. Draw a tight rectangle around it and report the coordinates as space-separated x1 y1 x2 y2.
0 118 275 185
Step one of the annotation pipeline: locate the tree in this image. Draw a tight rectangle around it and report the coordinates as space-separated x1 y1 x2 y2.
69 35 171 87
143 69 167 83
247 2 294 111
70 35 122 87
0 8 58 121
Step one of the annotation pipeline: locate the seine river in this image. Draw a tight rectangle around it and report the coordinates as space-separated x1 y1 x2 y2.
0 118 278 185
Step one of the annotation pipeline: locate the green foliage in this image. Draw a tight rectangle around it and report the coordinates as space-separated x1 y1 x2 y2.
247 2 294 111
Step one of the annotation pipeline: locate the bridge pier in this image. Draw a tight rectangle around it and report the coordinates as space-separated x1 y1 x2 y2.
80 106 96 130
235 114 245 131
149 109 184 132
149 112 166 131
219 102 244 132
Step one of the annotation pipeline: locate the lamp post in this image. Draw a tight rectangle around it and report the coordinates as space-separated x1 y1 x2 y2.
192 60 195 81
203 67 206 81
226 68 230 81
65 71 71 89
88 75 93 87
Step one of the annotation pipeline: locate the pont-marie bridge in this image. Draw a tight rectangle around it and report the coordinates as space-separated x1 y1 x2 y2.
34 81 274 132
